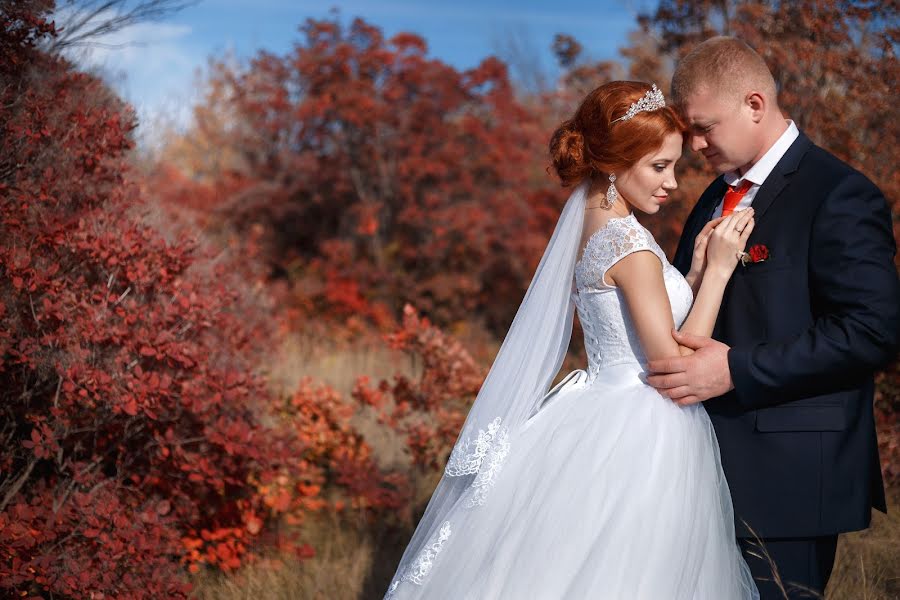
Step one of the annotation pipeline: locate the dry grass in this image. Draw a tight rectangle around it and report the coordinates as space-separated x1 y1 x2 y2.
267 333 420 398
826 491 900 599
193 341 900 599
191 511 376 600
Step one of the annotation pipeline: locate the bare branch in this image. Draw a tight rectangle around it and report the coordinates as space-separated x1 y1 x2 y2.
46 0 199 53
0 455 38 513
64 39 152 50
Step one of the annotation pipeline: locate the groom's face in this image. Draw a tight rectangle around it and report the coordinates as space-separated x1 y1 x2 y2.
681 86 756 175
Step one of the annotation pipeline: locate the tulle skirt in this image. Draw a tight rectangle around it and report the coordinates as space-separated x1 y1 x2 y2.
387 361 759 600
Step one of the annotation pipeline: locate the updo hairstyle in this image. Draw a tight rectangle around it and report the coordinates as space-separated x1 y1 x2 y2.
549 81 687 187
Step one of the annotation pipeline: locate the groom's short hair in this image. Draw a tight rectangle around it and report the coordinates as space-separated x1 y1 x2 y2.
671 36 778 108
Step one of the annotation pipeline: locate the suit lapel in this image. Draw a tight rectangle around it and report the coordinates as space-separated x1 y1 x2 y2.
746 171 788 225
699 177 728 224
746 131 813 223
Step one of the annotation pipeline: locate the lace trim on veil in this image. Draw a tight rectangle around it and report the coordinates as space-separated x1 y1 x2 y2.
444 415 512 506
385 418 512 596
445 416 507 476
462 421 511 507
385 521 452 597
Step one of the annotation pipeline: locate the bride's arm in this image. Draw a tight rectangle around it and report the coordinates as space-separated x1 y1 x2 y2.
607 250 683 361
609 210 755 360
677 210 755 346
672 265 731 353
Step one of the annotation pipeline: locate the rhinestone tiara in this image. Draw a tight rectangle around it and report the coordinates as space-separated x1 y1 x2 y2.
611 84 666 123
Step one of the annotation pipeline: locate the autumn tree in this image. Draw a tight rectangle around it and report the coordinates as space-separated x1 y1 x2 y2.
157 15 564 334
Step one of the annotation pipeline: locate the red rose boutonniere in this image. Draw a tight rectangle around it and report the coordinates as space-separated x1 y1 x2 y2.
740 244 769 267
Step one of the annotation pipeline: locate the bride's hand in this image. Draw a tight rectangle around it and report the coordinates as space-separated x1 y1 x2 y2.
687 216 727 282
705 208 756 278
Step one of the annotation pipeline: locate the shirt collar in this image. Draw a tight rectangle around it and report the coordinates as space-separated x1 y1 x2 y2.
723 120 800 188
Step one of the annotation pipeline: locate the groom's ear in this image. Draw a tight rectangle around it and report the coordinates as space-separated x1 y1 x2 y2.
746 92 766 123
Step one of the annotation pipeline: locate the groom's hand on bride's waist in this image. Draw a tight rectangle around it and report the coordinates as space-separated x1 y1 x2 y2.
645 330 735 406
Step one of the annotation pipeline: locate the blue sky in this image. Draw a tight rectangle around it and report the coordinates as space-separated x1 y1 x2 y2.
54 0 654 145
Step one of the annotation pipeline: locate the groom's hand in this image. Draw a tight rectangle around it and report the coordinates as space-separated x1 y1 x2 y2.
646 330 734 406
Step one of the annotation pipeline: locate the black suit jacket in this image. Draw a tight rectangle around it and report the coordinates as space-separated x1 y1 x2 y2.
673 131 900 538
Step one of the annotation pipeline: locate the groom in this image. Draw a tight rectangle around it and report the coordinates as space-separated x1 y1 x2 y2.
647 37 900 598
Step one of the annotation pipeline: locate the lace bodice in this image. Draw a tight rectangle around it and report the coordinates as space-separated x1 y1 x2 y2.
573 213 693 378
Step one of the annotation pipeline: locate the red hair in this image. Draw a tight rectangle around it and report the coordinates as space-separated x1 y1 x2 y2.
550 81 688 187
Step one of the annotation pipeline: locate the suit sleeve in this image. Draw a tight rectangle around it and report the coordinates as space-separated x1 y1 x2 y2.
728 172 900 409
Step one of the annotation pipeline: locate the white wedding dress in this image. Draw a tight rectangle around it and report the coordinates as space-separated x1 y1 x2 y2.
386 213 759 599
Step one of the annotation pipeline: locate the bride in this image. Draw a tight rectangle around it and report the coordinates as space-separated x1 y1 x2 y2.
384 82 761 599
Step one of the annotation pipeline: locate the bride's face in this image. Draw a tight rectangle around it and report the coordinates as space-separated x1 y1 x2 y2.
615 132 682 215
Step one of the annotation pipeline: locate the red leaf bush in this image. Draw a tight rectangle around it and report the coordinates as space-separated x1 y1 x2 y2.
284 378 412 516
0 3 312 597
353 304 486 476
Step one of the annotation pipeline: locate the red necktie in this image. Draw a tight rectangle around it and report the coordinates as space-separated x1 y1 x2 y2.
721 179 754 216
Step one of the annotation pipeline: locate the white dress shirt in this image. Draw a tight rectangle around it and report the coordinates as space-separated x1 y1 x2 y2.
712 120 800 219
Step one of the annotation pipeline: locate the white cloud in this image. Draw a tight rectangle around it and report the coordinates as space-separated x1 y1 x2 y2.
52 6 201 148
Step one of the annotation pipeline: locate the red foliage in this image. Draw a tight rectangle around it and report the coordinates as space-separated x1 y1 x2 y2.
353 304 486 473
283 377 412 515
1 477 187 597
875 361 900 485
155 15 559 334
0 3 319 597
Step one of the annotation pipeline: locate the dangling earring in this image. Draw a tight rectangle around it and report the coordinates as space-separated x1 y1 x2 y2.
601 173 618 209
